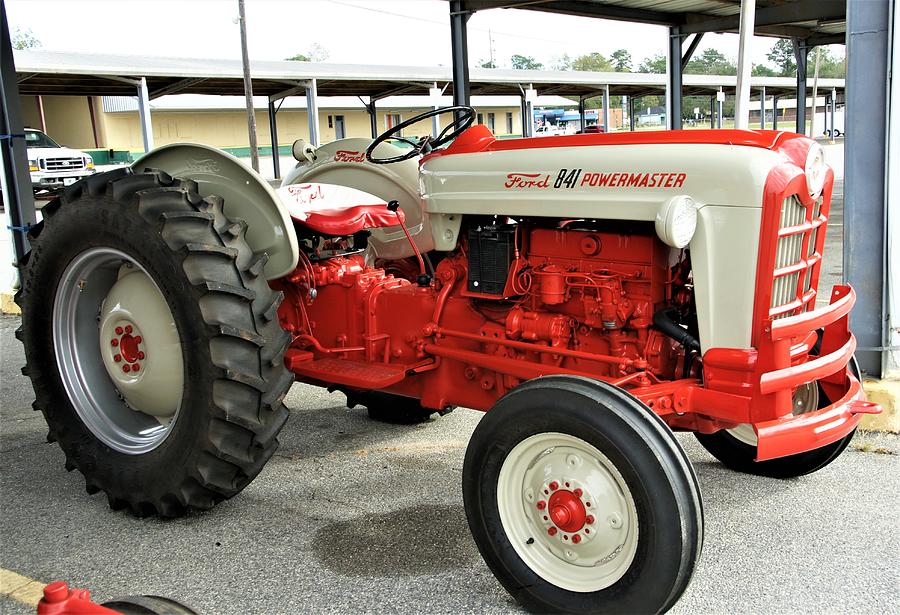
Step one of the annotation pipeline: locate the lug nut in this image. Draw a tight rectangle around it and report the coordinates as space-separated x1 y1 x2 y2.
549 481 559 491
122 365 131 373
125 325 133 334
132 364 141 372
548 527 557 536
111 339 118 347
134 336 142 344
536 501 546 510
572 535 582 544
586 515 595 524
574 488 583 497
114 354 121 363
115 326 123 335
137 351 145 360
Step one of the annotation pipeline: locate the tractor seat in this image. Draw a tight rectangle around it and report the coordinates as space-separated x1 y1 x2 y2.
277 183 404 236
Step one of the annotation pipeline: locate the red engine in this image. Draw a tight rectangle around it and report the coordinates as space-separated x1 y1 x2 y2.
274 221 689 413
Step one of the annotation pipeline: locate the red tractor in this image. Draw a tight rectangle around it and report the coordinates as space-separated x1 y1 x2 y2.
16 106 878 613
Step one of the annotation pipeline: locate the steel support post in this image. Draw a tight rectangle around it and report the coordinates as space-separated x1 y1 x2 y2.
667 26 683 129
602 85 610 132
733 0 756 129
792 39 809 135
367 98 378 138
772 94 779 129
579 96 586 131
306 78 319 146
268 99 280 180
0 0 36 274
629 96 636 131
844 0 890 377
449 0 470 113
710 95 715 128
520 93 528 137
830 87 837 139
717 89 724 129
137 77 154 153
759 86 766 129
430 84 441 138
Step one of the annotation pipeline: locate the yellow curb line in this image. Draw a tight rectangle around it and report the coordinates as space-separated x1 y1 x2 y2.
0 292 20 315
0 567 46 607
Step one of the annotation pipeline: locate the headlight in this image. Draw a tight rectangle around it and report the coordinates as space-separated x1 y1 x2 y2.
84 156 94 169
656 195 698 248
28 159 39 172
805 142 826 197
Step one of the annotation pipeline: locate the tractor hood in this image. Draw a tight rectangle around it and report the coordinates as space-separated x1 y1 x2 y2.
420 128 810 221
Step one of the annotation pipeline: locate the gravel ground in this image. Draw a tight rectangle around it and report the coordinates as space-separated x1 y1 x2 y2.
1 314 898 615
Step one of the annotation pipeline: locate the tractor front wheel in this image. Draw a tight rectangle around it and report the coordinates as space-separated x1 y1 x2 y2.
16 168 293 516
463 376 703 614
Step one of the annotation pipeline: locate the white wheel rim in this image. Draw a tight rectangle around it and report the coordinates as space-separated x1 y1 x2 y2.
496 432 639 593
53 248 184 454
727 381 819 446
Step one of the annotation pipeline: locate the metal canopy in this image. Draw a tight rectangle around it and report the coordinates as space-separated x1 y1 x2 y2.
14 50 843 102
457 0 846 45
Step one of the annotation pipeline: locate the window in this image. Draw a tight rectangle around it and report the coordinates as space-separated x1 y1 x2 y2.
327 115 333 129
506 112 514 134
487 112 496 132
477 113 484 125
386 113 402 135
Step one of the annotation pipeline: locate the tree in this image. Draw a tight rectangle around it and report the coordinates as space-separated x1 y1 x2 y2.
751 63 778 77
12 27 40 50
551 54 572 71
637 53 666 74
610 49 632 72
511 54 543 70
570 52 613 72
685 48 735 75
811 47 845 78
479 59 497 68
285 42 328 62
767 39 796 76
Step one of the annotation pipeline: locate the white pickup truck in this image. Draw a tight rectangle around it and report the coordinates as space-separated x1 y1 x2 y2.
26 128 95 195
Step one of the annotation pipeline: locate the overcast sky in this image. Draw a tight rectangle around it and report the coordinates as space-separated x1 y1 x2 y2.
8 0 822 70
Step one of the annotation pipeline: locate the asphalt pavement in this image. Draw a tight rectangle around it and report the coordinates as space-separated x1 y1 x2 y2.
1 314 898 615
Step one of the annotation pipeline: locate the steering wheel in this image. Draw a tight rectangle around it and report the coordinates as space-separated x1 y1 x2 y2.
365 105 476 164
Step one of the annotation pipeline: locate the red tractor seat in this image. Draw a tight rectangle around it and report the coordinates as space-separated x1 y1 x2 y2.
278 183 404 236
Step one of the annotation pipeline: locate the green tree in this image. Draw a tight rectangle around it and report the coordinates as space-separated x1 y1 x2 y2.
285 42 328 62
610 49 632 72
767 39 796 76
479 59 497 68
570 52 613 72
638 53 667 74
685 49 735 75
511 54 543 70
810 47 845 78
551 54 572 71
12 27 40 50
751 63 778 77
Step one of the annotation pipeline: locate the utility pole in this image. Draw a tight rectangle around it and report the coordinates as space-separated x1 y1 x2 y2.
810 46 822 137
237 0 259 172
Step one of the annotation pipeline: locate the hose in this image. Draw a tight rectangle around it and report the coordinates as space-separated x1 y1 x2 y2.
653 308 701 353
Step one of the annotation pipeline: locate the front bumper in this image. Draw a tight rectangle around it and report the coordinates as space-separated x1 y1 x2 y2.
32 170 95 191
701 284 881 461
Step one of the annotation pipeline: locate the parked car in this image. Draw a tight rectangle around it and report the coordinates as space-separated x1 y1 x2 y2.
576 124 605 134
533 123 565 136
25 128 95 195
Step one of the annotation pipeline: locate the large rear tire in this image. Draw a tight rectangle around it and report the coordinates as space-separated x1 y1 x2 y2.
463 376 703 614
16 168 293 516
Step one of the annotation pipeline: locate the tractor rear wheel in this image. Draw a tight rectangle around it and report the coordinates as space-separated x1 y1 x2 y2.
16 168 293 516
463 376 703 614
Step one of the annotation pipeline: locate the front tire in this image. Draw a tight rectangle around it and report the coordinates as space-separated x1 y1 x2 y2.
463 376 703 614
16 168 293 516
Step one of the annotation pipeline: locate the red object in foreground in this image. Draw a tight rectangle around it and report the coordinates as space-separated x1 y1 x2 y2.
37 582 119 615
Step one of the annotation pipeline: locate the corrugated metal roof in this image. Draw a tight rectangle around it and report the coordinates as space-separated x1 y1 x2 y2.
14 50 843 101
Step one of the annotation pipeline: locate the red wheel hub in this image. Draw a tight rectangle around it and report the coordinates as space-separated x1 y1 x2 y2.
110 321 145 372
548 489 587 533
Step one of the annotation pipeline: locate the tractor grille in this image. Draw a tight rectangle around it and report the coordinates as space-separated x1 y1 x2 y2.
770 195 826 319
42 157 85 171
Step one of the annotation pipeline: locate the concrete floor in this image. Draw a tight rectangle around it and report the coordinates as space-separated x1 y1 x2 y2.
4 139 898 614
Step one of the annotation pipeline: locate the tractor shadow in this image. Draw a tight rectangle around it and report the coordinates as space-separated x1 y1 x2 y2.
311 503 479 577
